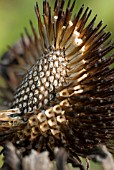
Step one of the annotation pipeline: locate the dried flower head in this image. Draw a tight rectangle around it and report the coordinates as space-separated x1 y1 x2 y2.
0 0 114 167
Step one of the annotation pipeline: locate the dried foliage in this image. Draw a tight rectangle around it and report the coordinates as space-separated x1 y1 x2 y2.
1 143 114 170
2 143 52 170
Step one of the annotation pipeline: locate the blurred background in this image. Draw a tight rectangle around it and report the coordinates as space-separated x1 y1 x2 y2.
0 0 114 169
0 0 114 56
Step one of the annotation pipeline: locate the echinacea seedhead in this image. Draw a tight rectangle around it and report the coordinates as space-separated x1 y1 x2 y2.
0 0 114 168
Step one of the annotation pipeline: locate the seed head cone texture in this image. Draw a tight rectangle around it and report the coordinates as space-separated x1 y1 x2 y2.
0 0 114 163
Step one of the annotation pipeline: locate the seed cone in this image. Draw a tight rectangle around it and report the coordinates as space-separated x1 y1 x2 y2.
0 0 114 164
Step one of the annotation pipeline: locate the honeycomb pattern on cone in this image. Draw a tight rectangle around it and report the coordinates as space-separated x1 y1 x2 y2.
12 50 68 113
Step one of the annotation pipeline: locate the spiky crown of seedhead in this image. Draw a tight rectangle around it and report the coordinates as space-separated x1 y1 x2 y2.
0 0 114 166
